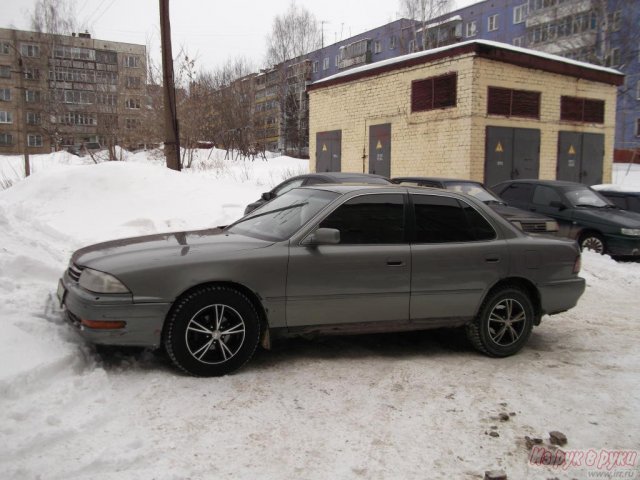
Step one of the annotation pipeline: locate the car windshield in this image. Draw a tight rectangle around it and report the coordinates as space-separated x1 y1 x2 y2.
564 187 612 208
226 188 339 241
444 181 502 203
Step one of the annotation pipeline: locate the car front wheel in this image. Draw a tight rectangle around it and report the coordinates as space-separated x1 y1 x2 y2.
579 232 606 254
164 286 260 376
466 287 534 357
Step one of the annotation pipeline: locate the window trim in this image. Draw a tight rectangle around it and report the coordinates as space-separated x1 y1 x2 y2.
513 4 528 24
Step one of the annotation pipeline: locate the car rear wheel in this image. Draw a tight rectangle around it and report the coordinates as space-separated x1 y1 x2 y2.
164 286 260 376
466 287 534 357
579 232 606 254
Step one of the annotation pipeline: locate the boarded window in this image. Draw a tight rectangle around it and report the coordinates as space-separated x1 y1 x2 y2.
560 96 605 124
488 87 540 118
411 73 457 112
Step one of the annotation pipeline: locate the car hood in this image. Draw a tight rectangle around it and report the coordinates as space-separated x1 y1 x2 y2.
72 228 274 274
488 203 553 222
573 207 640 228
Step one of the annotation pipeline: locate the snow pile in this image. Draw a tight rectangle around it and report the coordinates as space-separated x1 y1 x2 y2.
0 155 638 479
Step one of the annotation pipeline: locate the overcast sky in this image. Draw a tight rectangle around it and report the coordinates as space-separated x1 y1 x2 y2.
2 0 478 71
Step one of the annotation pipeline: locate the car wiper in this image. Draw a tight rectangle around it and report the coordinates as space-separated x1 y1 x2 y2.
226 202 309 228
574 203 600 208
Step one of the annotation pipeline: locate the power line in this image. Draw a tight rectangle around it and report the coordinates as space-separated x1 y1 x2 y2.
90 0 118 28
83 0 109 26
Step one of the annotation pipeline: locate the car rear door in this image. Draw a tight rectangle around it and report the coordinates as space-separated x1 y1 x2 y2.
286 193 410 327
409 193 508 322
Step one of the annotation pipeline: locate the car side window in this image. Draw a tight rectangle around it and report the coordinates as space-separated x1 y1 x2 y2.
412 194 495 243
498 183 535 206
606 195 627 210
628 196 640 213
274 178 305 196
318 194 405 244
532 185 562 207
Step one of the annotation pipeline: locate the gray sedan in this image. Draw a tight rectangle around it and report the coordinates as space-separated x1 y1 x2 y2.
58 185 585 376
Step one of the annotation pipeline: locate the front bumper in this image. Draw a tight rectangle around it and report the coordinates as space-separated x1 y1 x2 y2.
539 277 586 316
59 271 171 348
604 234 640 256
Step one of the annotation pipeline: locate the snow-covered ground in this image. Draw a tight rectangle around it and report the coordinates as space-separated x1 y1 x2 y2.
0 153 639 479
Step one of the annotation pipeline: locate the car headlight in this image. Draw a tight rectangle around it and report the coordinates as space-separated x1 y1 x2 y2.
545 220 559 232
79 268 130 294
621 228 640 237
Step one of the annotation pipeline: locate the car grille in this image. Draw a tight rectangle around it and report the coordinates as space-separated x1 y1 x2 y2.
67 263 85 282
520 222 548 233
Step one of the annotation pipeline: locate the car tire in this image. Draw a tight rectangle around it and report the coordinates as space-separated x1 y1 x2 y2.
466 286 534 357
579 232 606 254
164 286 260 376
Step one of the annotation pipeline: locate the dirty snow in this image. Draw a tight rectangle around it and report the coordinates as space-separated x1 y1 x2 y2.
0 153 639 479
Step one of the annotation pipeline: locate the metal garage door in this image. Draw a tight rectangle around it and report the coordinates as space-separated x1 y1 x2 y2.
316 130 342 172
368 124 391 177
557 132 603 186
485 127 540 186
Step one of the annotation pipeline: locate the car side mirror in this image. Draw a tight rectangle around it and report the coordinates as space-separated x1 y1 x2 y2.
302 228 340 246
261 191 275 201
550 201 567 211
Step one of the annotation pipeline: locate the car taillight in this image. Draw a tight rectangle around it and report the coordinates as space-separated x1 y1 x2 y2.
573 255 581 274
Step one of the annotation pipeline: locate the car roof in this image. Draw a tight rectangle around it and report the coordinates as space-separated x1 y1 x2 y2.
493 179 587 189
394 176 483 185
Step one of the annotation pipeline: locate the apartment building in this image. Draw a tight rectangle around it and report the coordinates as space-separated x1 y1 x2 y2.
0 28 146 155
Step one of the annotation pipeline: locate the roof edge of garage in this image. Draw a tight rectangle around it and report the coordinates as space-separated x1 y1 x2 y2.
308 40 624 92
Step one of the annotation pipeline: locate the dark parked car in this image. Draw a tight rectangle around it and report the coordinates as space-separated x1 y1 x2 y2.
244 172 391 214
59 184 585 377
392 177 559 234
491 179 640 256
592 185 640 214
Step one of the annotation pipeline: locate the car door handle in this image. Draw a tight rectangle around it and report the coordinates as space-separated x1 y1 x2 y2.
485 255 500 263
386 260 405 267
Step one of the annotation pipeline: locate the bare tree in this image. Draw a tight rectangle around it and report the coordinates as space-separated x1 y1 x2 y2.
30 0 78 34
399 0 453 51
265 2 321 156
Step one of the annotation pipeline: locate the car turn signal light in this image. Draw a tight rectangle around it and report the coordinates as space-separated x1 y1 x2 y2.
80 319 126 330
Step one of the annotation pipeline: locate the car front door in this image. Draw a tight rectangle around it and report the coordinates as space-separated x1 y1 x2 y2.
285 193 410 328
409 194 508 321
530 185 578 238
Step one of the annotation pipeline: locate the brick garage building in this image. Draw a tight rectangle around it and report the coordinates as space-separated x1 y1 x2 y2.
308 40 623 186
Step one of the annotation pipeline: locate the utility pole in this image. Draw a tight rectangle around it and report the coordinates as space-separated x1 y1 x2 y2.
159 0 181 171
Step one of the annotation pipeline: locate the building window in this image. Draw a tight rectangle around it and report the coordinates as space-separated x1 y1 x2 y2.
60 90 94 104
0 65 10 78
312 61 318 73
488 87 540 119
0 42 10 55
637 80 640 100
25 90 40 103
411 73 457 113
24 68 40 80
0 133 13 145
322 57 329 70
390 36 397 49
123 55 140 68
27 134 43 147
513 36 524 47
610 10 621 32
54 46 95 60
126 76 141 89
408 39 416 52
59 112 96 125
606 48 621 67
636 119 640 137
335 55 339 67
560 96 605 124
374 40 382 54
125 118 140 129
125 98 141 109
488 14 499 32
97 93 117 105
20 43 40 57
0 111 13 123
465 21 477 37
0 88 10 101
26 111 41 125
513 4 527 24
